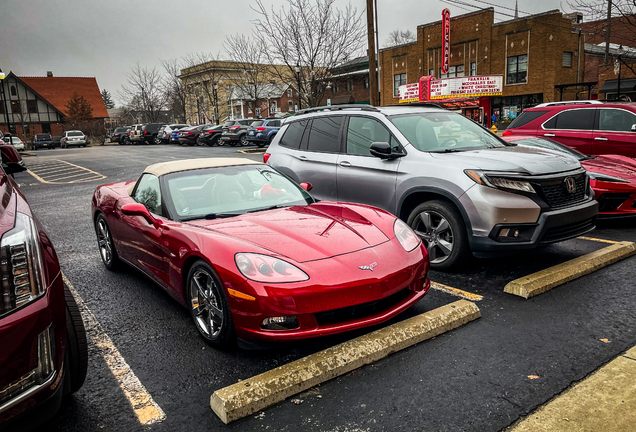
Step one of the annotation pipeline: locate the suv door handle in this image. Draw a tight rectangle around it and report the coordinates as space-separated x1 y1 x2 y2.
339 161 352 167
299 155 308 161
543 133 555 137
594 137 608 141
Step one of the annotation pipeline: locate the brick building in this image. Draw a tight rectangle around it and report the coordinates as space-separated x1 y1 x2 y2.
321 56 371 106
227 83 297 119
0 71 108 140
378 8 584 125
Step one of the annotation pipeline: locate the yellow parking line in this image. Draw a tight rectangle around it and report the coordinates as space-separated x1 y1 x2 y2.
25 169 51 184
31 166 77 175
63 273 166 425
578 236 620 244
430 281 483 301
25 159 106 184
69 176 104 183
59 159 105 177
46 172 97 181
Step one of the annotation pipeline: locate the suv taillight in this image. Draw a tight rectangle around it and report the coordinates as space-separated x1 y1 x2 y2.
144 130 148 135
256 127 266 131
229 126 240 131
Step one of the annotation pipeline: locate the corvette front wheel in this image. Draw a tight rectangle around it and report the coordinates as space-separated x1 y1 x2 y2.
187 261 236 348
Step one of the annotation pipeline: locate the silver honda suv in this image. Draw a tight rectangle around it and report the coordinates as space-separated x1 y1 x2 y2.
265 105 599 270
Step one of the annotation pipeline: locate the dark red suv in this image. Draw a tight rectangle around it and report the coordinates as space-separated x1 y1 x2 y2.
0 150 87 430
503 100 636 157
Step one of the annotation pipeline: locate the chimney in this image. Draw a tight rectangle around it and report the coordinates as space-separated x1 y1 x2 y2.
46 71 53 77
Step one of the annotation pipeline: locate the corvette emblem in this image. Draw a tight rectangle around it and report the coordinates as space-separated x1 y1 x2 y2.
358 262 377 271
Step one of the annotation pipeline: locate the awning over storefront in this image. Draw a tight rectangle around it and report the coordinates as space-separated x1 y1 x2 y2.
599 78 636 93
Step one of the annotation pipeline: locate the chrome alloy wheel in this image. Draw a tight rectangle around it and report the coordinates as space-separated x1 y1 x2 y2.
97 218 114 265
189 269 224 339
412 210 454 264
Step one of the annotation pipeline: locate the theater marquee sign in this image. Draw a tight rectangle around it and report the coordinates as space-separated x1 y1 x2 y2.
398 75 504 103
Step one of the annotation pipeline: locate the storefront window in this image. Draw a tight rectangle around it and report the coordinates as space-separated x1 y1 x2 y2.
440 65 464 79
393 73 406 97
470 62 477 76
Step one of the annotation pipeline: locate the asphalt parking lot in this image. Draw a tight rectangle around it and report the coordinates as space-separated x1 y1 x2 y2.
15 144 636 432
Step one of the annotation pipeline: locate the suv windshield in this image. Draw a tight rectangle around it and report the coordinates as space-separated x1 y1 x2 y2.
68 131 83 137
251 120 264 127
223 121 235 127
389 112 505 152
35 134 51 140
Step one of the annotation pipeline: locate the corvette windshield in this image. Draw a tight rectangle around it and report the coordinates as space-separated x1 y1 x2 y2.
513 137 586 161
389 112 505 152
165 165 314 220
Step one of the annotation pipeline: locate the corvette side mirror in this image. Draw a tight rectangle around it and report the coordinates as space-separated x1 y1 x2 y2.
300 182 313 191
631 124 636 132
121 203 157 225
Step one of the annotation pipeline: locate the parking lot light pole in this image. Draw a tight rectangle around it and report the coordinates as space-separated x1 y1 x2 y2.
213 83 219 124
0 69 14 147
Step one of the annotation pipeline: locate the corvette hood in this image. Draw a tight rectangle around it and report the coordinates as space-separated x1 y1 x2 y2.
430 146 581 175
188 202 391 263
583 155 636 183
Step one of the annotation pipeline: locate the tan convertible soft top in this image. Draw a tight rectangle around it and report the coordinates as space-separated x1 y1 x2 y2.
143 158 261 177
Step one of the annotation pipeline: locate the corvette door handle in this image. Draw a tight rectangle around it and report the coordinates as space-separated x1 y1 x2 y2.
299 155 308 161
339 161 352 167
543 133 555 137
594 137 608 141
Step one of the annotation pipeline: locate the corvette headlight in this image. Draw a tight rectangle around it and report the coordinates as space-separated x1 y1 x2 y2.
394 219 421 252
235 253 308 283
465 170 536 193
588 172 630 183
0 213 46 317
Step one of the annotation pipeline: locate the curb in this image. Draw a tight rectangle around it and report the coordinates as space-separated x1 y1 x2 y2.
210 299 481 424
504 241 636 299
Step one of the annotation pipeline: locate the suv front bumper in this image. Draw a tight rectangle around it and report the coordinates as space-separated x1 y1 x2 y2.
470 199 598 251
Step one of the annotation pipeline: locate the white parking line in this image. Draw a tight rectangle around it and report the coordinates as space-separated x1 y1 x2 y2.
63 273 166 425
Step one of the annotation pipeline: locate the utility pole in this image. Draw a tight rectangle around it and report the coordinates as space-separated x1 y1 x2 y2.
605 0 612 64
366 0 379 106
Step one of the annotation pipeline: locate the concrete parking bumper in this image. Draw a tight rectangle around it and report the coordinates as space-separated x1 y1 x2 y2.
210 299 481 424
504 241 636 299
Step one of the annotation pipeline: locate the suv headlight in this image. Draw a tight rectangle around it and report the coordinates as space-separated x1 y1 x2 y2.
465 170 536 194
0 213 46 317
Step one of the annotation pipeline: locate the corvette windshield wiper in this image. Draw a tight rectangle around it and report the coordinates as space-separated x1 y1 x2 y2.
181 213 240 221
246 204 290 213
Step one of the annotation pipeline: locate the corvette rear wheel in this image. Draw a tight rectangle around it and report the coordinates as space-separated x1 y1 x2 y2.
187 261 235 348
95 214 120 270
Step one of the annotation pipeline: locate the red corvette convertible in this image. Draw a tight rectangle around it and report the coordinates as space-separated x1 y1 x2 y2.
503 136 636 217
91 158 430 348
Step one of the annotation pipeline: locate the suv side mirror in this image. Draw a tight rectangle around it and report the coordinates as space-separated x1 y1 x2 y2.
370 142 404 160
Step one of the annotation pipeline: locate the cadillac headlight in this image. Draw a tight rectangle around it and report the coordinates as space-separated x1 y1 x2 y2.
0 213 46 317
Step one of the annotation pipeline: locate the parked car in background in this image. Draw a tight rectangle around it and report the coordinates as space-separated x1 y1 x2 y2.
31 133 55 150
91 158 429 348
141 123 167 145
246 118 282 148
3 136 25 151
266 104 599 270
220 119 254 146
51 136 62 148
0 151 88 430
128 124 144 144
111 127 131 144
502 100 636 157
160 124 189 143
178 125 205 146
61 130 87 148
197 124 223 146
504 135 636 218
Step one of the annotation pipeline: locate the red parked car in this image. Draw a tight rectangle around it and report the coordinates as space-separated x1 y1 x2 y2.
91 158 430 348
0 150 87 430
502 100 636 157
504 136 636 217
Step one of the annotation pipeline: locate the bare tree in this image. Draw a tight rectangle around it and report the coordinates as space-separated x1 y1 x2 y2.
119 63 168 123
383 30 416 48
252 0 365 108
223 34 275 116
160 58 187 123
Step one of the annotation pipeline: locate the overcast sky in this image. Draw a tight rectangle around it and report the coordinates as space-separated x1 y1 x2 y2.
0 0 573 106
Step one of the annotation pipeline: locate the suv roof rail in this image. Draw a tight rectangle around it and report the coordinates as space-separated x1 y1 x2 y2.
384 102 443 109
534 100 604 108
296 104 380 116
